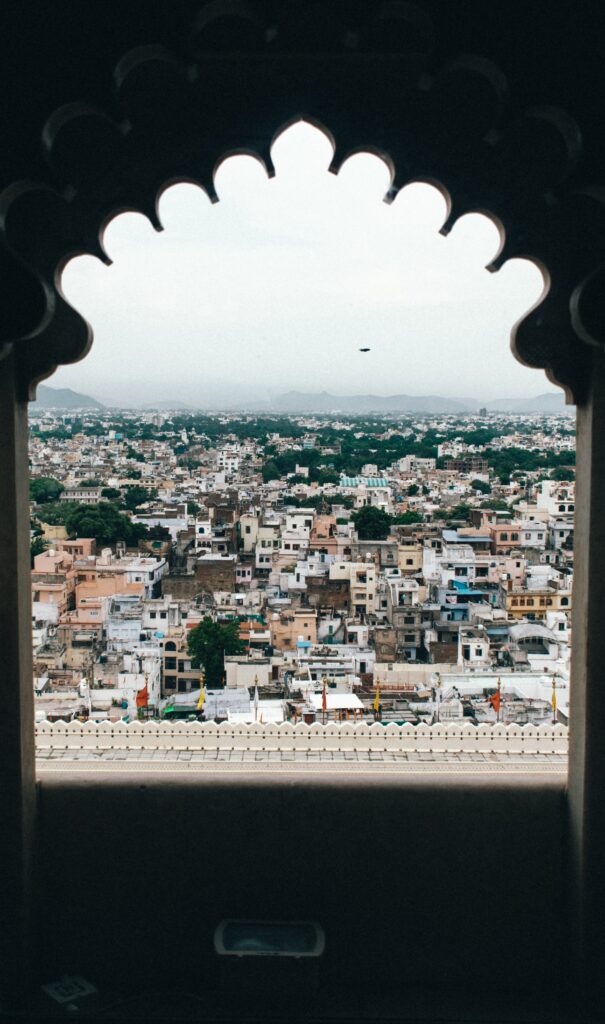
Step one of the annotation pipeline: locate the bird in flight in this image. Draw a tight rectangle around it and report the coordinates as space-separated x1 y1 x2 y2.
359 347 371 352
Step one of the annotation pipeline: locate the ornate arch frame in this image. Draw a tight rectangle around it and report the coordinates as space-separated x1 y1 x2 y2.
1 1 605 1012
1 8 604 403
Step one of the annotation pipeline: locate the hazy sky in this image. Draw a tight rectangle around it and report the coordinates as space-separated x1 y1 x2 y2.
54 121 553 407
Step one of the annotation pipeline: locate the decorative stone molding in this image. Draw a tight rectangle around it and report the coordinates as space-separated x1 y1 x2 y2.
0 1 602 402
35 719 569 756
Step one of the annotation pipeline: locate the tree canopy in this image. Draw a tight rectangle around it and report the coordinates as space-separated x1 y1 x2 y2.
446 503 473 523
122 485 157 510
63 502 148 547
187 617 245 689
30 535 47 566
30 477 64 504
392 510 424 524
352 505 392 540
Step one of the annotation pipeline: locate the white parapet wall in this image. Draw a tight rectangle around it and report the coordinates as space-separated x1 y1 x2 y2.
35 720 569 756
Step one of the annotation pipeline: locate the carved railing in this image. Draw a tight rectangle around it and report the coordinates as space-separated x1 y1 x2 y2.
35 720 568 756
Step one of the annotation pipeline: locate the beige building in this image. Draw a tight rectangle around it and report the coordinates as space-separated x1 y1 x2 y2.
398 541 423 574
162 630 202 694
330 561 377 618
502 586 572 620
239 512 259 553
270 610 317 651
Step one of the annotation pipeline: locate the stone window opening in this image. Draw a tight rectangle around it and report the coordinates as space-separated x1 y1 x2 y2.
1 18 599 1012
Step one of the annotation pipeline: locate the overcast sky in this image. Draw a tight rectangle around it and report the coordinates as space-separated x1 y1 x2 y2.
54 121 553 407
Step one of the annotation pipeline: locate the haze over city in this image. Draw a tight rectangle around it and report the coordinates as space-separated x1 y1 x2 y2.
52 122 554 409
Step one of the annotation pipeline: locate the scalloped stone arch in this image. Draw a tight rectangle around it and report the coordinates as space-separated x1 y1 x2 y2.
5 5 605 1015
0 23 603 404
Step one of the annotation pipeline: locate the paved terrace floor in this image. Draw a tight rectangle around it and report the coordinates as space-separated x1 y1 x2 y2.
36 748 568 774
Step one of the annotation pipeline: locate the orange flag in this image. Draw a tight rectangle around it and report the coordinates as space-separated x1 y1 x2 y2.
488 690 501 714
136 684 149 709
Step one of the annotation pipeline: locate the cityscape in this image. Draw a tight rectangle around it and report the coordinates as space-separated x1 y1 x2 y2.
29 391 574 769
4 4 604 1018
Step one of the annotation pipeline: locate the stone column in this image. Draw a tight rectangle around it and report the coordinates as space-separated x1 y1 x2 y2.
0 350 36 1003
569 347 605 1017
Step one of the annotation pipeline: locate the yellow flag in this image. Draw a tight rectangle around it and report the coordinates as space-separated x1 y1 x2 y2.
197 676 205 711
373 684 381 713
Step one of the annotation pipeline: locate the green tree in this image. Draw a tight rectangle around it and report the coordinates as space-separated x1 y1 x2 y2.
262 459 281 483
446 503 473 523
392 510 424 524
122 485 157 510
550 467 575 481
352 505 392 540
29 477 64 504
479 498 510 511
101 486 122 500
471 479 491 494
63 502 148 547
30 535 47 566
33 501 68 526
187 617 245 688
407 484 420 496
309 466 340 485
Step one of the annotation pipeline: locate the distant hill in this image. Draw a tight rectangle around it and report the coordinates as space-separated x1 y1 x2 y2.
485 392 572 414
269 390 572 415
271 391 472 414
33 385 105 410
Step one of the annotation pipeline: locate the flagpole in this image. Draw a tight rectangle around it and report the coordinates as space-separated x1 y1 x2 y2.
552 673 557 724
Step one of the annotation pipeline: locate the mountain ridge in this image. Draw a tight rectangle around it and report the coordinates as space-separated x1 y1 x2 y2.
267 390 571 415
33 385 105 410
32 384 572 415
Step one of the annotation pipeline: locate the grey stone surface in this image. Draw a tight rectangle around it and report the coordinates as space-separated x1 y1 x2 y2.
36 747 568 774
